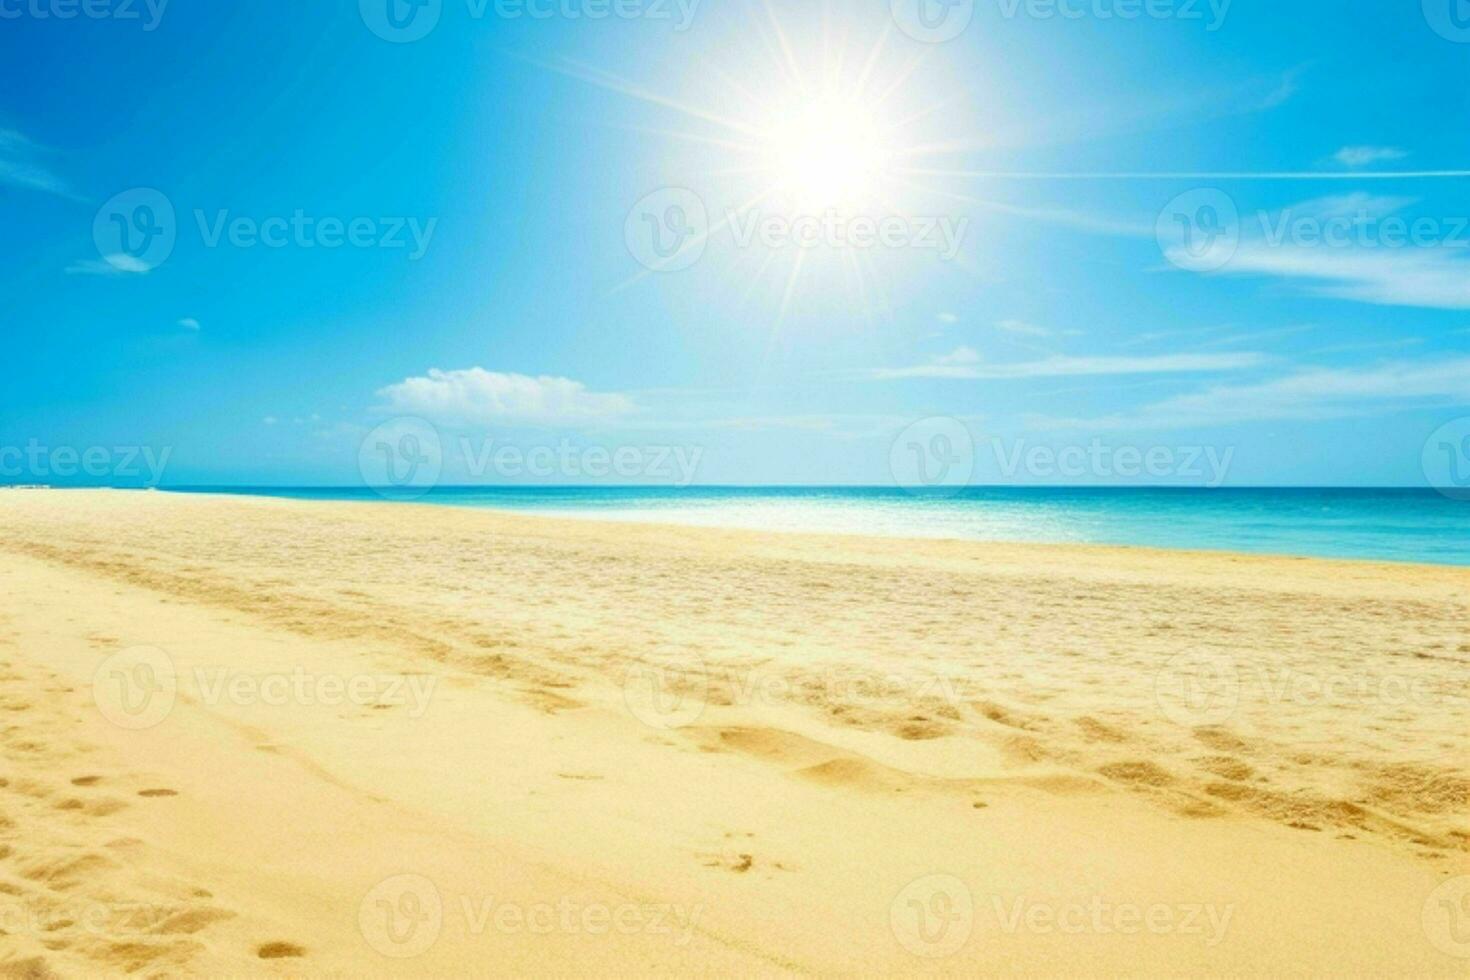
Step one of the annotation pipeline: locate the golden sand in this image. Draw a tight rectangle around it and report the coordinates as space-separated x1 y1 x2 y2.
0 489 1465 975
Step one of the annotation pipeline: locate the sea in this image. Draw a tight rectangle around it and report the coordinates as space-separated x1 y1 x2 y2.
170 486 1470 567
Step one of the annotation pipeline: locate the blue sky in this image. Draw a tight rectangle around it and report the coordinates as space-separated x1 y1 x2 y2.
2 0 1468 488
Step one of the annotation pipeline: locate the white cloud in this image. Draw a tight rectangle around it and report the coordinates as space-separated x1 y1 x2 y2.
994 319 1083 339
995 319 1051 337
936 312 959 324
1255 67 1305 111
1286 192 1414 222
1039 357 1470 430
178 318 201 331
1333 145 1408 168
859 351 1264 382
934 346 981 365
66 255 153 277
1223 244 1470 310
1166 194 1470 311
0 129 72 198
375 368 638 427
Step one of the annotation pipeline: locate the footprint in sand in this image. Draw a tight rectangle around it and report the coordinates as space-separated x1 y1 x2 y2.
138 789 179 798
256 941 306 959
701 851 755 873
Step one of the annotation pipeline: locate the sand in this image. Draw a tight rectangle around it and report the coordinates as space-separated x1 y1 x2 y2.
0 488 1465 976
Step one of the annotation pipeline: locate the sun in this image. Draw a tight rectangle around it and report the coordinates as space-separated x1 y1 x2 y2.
762 93 896 214
551 1 975 320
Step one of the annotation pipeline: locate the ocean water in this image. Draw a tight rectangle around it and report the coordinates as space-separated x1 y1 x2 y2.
173 486 1470 566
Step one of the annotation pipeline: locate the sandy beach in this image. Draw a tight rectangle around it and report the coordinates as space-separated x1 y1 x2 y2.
0 488 1465 976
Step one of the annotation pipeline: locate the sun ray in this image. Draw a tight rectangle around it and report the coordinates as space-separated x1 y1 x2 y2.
702 63 766 118
899 168 1470 180
530 55 763 139
606 188 779 297
870 46 935 111
774 248 807 327
851 20 895 99
590 122 765 156
891 90 977 136
842 248 872 325
750 248 808 390
742 247 781 302
759 0 808 94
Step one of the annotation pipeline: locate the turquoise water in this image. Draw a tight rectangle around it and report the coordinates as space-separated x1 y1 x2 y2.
173 486 1470 566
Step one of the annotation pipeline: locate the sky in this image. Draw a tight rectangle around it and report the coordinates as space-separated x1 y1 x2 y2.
2 0 1468 489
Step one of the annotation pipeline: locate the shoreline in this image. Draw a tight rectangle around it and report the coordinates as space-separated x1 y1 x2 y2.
0 489 1465 974
12 484 1469 572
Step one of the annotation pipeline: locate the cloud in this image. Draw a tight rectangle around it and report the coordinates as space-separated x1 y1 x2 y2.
933 346 981 365
1254 68 1304 111
1038 357 1470 430
622 412 929 440
994 319 1083 339
375 368 638 427
66 255 153 277
0 129 74 198
1283 192 1414 222
178 318 201 331
1333 146 1408 168
1165 194 1470 310
936 312 959 324
858 351 1265 382
995 319 1051 337
1222 244 1470 310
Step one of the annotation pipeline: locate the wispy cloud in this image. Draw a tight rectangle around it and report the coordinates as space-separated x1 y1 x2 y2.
1165 193 1470 310
0 129 74 199
1305 337 1422 356
1333 145 1408 168
1252 66 1306 112
933 346 981 366
178 318 201 331
1223 244 1470 310
994 318 1083 339
626 412 946 440
1194 324 1316 348
1038 358 1470 430
65 255 153 277
994 319 1051 338
857 350 1265 382
375 368 638 427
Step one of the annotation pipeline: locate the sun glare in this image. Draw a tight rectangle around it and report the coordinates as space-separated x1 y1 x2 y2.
763 94 896 214
565 3 973 320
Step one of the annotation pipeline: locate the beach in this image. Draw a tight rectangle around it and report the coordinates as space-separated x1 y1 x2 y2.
0 488 1465 975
